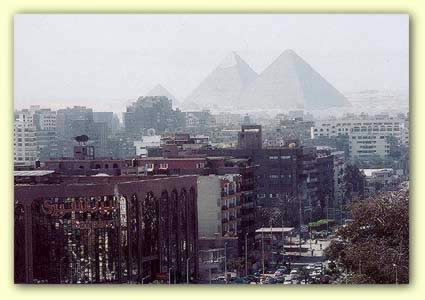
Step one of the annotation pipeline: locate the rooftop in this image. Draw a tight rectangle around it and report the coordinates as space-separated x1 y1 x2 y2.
361 168 394 177
14 170 56 177
256 227 295 233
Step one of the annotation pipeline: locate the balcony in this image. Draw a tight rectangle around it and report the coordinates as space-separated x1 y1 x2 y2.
222 218 228 223
221 205 228 210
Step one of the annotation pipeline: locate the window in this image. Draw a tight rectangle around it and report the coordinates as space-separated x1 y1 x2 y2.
280 155 291 159
196 162 205 168
269 156 279 160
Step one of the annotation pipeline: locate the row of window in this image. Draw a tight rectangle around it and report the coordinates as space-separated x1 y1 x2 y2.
257 193 288 199
268 155 291 160
268 174 292 179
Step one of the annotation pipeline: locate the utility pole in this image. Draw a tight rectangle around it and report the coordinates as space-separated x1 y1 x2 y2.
270 220 273 267
326 196 329 236
186 257 192 284
261 228 265 275
245 233 248 276
299 194 302 257
281 214 285 264
224 241 228 284
168 267 172 285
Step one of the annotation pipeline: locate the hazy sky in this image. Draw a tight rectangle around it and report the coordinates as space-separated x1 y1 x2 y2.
14 14 409 112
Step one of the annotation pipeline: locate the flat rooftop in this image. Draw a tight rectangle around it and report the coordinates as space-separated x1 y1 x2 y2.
256 227 295 233
14 170 55 177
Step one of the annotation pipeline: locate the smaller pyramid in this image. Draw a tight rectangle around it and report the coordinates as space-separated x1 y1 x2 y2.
146 84 181 108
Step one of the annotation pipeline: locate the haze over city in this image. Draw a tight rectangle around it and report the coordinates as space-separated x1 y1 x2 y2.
14 14 409 285
14 14 408 113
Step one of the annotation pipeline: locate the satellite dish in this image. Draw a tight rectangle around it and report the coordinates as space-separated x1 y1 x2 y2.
147 128 156 136
75 135 89 143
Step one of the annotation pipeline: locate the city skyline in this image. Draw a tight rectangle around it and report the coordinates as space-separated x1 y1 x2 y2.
13 14 410 285
14 14 408 112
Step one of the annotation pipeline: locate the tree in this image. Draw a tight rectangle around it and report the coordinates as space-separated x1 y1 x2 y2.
325 186 409 284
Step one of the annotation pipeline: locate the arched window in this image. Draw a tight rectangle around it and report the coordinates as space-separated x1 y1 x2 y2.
95 164 101 169
104 164 109 169
113 163 118 169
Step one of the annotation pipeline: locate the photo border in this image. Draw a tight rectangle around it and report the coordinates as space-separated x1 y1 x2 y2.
1 0 422 299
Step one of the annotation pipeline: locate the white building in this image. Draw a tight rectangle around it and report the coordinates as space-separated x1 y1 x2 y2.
349 130 393 160
14 107 60 165
197 175 222 238
312 116 408 160
37 109 56 131
133 135 161 157
14 112 37 166
197 174 242 239
312 117 405 140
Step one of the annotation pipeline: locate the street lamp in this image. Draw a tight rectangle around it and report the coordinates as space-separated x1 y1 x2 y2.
59 256 67 284
393 263 398 284
186 257 192 284
168 267 172 285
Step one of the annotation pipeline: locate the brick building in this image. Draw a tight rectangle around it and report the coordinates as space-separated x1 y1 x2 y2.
15 174 198 284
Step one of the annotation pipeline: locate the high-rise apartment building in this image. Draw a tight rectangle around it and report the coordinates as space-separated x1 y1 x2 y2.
124 96 185 135
14 111 37 166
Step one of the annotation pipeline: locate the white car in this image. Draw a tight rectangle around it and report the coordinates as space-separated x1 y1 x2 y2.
284 279 292 285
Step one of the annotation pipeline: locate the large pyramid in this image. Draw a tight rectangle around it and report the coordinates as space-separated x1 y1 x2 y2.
146 84 182 108
184 52 258 108
239 49 350 110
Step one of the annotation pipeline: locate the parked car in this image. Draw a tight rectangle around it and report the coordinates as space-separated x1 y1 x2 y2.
274 268 288 277
290 269 299 275
230 277 250 284
263 276 277 284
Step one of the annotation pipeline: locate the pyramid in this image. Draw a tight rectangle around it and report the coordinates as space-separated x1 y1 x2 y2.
240 49 350 110
146 84 181 108
184 52 258 108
